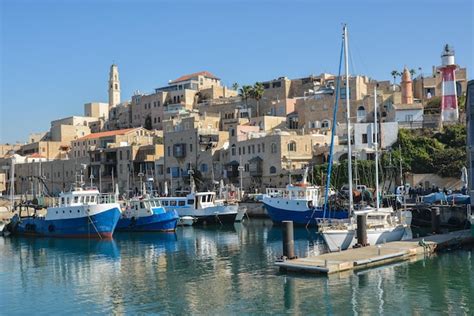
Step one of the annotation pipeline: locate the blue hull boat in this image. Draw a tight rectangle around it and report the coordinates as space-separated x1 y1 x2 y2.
264 204 348 225
116 209 179 232
12 206 121 238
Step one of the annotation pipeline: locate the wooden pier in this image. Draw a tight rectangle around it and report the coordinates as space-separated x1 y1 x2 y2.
276 230 474 275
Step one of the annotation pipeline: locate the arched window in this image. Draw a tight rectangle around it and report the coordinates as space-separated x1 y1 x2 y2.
271 143 277 153
270 166 277 174
231 144 236 156
357 106 366 122
288 141 296 152
322 120 331 129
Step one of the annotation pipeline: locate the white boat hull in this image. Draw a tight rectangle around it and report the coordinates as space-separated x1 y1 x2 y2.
322 225 407 252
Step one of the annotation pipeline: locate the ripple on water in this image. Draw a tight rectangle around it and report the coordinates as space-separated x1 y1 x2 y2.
0 221 473 314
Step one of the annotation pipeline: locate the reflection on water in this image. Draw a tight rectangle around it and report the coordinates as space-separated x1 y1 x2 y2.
0 219 472 314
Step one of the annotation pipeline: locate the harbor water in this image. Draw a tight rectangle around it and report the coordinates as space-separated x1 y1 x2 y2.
1 219 472 314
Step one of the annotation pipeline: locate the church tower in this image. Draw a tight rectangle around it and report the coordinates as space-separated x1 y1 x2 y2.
108 64 121 108
401 67 413 104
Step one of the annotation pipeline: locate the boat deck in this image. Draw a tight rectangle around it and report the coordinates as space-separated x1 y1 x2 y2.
276 230 473 275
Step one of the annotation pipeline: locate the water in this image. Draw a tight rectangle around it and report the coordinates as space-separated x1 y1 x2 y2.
1 219 472 315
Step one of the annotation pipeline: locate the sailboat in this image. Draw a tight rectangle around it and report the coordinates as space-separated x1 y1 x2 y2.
319 25 409 252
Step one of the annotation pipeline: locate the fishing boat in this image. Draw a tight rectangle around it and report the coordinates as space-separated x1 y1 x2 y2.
10 175 121 239
159 174 238 224
116 195 179 232
319 25 408 251
262 168 348 225
159 191 238 224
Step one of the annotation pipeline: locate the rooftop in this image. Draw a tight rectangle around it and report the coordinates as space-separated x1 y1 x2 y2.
76 128 137 140
170 71 219 84
393 103 424 110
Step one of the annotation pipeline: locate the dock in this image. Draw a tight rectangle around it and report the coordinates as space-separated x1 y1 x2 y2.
276 229 474 275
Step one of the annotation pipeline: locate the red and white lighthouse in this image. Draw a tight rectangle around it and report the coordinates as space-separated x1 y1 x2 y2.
439 44 458 122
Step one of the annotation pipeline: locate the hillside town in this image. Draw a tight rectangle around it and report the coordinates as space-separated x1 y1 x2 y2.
0 45 470 200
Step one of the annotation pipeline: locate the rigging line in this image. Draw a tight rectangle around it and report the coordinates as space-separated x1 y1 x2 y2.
322 35 345 219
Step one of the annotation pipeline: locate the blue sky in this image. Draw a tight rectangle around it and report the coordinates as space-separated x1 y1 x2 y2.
1 0 473 143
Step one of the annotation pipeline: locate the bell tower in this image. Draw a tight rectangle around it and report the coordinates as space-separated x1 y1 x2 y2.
108 64 121 108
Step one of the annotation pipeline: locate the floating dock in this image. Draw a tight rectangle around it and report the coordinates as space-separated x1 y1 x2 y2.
276 230 474 275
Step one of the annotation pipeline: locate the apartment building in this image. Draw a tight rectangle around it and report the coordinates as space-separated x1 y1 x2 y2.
160 113 228 193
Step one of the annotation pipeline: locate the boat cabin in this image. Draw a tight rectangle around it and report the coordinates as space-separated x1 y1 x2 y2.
160 192 217 210
266 185 320 202
56 188 116 207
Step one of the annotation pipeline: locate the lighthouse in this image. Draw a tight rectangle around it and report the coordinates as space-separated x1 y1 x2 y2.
439 44 458 122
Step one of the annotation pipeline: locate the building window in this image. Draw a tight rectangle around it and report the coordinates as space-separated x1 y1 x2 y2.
262 143 265 152
362 134 368 144
231 144 236 156
231 128 235 137
119 151 123 160
244 164 249 172
288 141 296 152
322 120 331 129
406 114 414 122
257 144 261 153
357 106 366 122
167 146 171 157
189 143 193 152
200 164 208 172
270 166 277 174
238 147 241 155
271 143 277 153
243 147 245 155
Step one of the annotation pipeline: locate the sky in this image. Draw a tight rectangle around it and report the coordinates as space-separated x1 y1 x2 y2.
1 0 473 143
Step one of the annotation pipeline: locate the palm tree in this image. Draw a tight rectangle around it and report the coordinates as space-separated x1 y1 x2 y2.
250 82 265 117
239 85 252 106
409 69 416 77
391 70 401 85
232 82 239 91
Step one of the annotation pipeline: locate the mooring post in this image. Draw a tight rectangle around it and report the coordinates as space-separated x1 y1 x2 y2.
431 207 441 234
356 214 368 246
282 220 295 259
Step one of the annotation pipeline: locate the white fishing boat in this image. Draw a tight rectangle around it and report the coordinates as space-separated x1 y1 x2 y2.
159 174 238 225
319 25 409 251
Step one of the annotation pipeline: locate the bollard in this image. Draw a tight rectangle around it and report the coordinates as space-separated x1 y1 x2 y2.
282 221 295 259
356 214 368 246
431 207 441 234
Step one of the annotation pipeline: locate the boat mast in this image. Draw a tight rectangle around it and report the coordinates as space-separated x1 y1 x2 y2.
374 85 380 211
343 25 353 212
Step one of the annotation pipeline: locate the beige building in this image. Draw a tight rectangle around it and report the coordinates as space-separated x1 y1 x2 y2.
127 71 234 131
0 144 21 158
222 130 333 191
160 113 228 193
49 116 96 142
18 141 70 160
71 127 155 159
89 144 163 195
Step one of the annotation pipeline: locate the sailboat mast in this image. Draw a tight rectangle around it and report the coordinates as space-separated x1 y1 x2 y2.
374 86 380 211
343 25 353 212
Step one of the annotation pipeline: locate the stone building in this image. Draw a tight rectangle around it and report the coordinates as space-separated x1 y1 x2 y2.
71 127 155 159
160 113 228 194
221 129 332 191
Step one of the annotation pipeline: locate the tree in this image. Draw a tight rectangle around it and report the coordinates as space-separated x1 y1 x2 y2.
250 82 265 117
144 115 153 130
238 85 252 106
409 69 416 77
391 70 401 85
232 82 239 91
